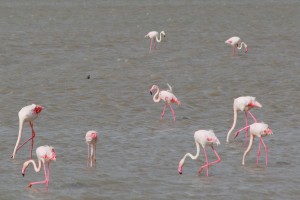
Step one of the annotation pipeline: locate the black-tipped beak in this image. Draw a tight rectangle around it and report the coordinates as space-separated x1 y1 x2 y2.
22 173 25 177
150 91 152 95
179 172 182 175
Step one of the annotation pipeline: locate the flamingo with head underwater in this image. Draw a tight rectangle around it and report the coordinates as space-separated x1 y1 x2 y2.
150 83 181 121
22 145 56 190
226 96 262 143
178 130 221 176
145 31 166 53
225 36 248 56
234 122 273 166
12 104 43 159
85 130 98 167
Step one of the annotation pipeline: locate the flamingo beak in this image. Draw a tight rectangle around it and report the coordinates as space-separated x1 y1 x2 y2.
245 47 248 53
150 91 153 95
22 173 25 177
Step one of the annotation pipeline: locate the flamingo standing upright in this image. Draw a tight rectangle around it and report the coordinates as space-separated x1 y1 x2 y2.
22 145 56 190
234 122 273 166
85 130 98 167
12 104 43 159
226 96 262 143
178 130 221 176
150 83 181 121
225 36 248 56
145 31 166 53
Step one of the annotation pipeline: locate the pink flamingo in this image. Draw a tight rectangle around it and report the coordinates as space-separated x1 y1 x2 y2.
12 104 43 159
150 83 181 121
22 145 56 190
145 31 166 53
85 130 98 167
178 130 221 176
226 96 262 143
225 36 248 56
234 122 273 166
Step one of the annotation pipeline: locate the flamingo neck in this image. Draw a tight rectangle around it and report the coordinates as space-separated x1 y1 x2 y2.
12 119 25 158
180 142 200 165
155 32 164 43
242 134 254 165
152 88 160 103
238 42 247 51
22 159 42 174
226 106 238 142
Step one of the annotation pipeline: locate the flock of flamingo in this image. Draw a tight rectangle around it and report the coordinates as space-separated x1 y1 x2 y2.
10 33 273 190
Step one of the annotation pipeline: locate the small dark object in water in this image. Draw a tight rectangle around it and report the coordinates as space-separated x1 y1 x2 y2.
87 75 90 79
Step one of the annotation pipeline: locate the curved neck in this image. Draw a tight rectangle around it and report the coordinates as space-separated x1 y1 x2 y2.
152 88 160 103
238 42 247 50
181 142 200 164
22 159 42 174
226 106 238 142
12 119 25 158
155 32 163 43
242 134 254 165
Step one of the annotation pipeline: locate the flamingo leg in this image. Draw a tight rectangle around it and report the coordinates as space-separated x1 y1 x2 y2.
169 104 176 121
260 137 269 166
248 111 257 122
29 122 35 159
256 138 261 165
160 104 167 120
93 143 97 163
87 144 91 167
198 146 221 175
153 40 156 50
149 39 153 53
28 163 48 189
244 112 249 142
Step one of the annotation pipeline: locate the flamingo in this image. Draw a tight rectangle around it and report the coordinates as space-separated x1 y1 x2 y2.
150 83 181 121
226 96 262 143
178 130 221 176
22 145 56 190
225 36 248 56
145 31 166 53
85 130 98 167
234 123 273 166
12 104 43 159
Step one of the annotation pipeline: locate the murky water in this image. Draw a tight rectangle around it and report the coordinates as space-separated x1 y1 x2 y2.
0 0 300 199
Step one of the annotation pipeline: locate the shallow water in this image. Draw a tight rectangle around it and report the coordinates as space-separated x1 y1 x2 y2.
0 0 300 199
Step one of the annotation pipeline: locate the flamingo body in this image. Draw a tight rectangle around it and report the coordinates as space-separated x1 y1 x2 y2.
235 123 273 166
86 130 98 167
226 96 262 143
225 36 248 56
22 145 56 190
178 130 221 176
12 104 43 159
150 84 180 121
145 31 166 53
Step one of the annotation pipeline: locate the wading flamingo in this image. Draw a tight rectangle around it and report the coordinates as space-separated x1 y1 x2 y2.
225 36 248 56
150 83 181 121
12 104 43 159
22 145 56 190
178 130 221 176
226 96 262 143
234 122 273 166
85 130 98 167
145 31 166 53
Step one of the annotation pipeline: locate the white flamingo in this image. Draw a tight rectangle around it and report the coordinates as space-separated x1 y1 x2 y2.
225 36 248 56
22 145 56 190
12 104 43 159
234 123 273 166
145 31 166 53
85 130 98 167
226 96 262 143
178 130 221 176
150 83 181 121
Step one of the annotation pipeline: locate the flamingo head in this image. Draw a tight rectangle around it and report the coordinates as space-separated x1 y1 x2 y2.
245 47 248 53
178 159 184 175
150 85 158 95
161 31 166 37
264 128 273 135
33 105 43 114
248 100 262 108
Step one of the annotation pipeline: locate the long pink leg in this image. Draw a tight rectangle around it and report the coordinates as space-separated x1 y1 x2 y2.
198 146 221 175
244 112 249 141
29 122 35 159
256 139 261 165
28 163 48 188
201 147 209 176
248 111 257 122
87 144 91 167
169 104 176 121
234 125 251 139
160 104 167 120
149 39 153 53
260 137 269 166
153 40 156 50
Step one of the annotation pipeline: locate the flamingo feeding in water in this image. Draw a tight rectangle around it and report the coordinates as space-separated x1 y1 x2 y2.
22 145 56 190
226 96 262 143
145 31 166 53
225 36 248 56
85 130 98 167
150 83 181 121
12 104 43 159
178 130 221 176
234 122 273 166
